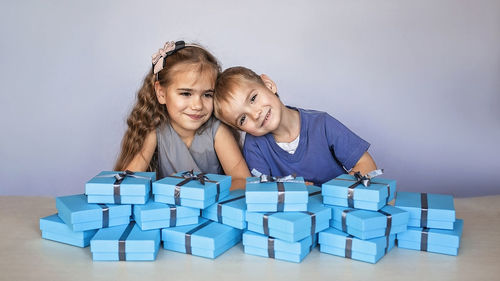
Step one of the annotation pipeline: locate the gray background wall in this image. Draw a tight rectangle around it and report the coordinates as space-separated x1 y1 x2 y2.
1 0 499 197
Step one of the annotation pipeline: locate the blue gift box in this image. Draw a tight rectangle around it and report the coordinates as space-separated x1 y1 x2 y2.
133 199 200 230
40 214 97 247
395 191 455 230
246 191 331 242
242 230 315 263
153 171 231 209
85 171 156 205
397 219 463 256
56 194 131 232
90 221 161 261
330 205 409 240
319 227 396 264
322 174 396 211
161 218 242 259
245 176 308 212
202 189 247 229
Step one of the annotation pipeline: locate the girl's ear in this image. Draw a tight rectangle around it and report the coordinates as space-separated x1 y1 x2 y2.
154 81 167 105
260 74 277 94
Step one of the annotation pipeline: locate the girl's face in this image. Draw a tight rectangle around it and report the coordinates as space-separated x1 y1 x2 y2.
156 65 216 136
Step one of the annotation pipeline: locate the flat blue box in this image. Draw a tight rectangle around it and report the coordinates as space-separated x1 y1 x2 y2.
85 171 156 204
40 214 97 247
322 174 396 211
319 227 396 264
153 172 231 209
90 222 161 261
396 219 463 256
330 205 409 240
395 191 456 229
56 194 131 232
246 192 331 242
133 199 200 230
202 189 247 229
161 218 242 259
245 177 308 212
242 230 314 263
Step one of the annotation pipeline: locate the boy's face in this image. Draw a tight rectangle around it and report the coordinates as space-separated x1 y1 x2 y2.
219 77 282 136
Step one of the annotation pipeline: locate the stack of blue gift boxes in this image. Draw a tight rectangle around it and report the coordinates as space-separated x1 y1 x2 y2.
39 169 463 263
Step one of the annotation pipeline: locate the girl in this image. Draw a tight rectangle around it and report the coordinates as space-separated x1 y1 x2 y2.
114 41 250 182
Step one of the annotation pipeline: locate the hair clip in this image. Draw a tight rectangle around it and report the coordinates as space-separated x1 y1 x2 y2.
151 41 186 79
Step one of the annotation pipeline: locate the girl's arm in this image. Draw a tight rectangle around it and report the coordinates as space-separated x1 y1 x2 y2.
349 151 377 176
214 124 251 189
124 130 157 171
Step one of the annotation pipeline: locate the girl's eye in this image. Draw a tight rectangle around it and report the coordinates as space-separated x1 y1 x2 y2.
180 92 191 96
239 115 246 126
250 94 257 103
203 92 214 98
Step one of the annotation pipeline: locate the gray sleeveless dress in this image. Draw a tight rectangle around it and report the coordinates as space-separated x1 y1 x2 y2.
156 117 223 179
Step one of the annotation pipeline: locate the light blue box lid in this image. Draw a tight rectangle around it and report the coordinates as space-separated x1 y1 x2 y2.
322 174 395 203
318 227 394 256
397 219 463 248
202 189 246 224
394 191 455 224
245 193 331 238
242 230 313 255
331 205 409 232
245 177 308 204
40 214 97 239
56 194 131 225
133 198 200 222
161 218 242 251
90 222 160 253
153 172 231 201
85 171 155 196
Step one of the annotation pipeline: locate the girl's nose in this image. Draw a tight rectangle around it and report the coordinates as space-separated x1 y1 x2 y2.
191 96 203 110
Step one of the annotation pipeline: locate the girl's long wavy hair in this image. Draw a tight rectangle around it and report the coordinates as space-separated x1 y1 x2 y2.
114 44 221 171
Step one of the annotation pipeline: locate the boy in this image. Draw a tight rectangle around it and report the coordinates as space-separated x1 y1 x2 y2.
214 66 377 185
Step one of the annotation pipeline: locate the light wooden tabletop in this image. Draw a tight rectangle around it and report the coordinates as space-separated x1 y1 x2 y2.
1 195 499 281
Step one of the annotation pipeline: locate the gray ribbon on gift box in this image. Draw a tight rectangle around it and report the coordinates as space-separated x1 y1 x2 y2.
168 204 177 227
97 204 109 228
262 212 274 236
334 169 389 207
345 234 354 259
420 227 430 251
378 209 393 254
95 170 153 204
171 170 220 206
118 221 135 261
341 209 356 232
301 211 317 236
420 193 429 228
217 195 245 223
267 237 275 258
185 220 213 255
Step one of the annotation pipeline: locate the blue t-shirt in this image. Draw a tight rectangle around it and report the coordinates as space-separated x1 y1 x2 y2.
243 107 370 186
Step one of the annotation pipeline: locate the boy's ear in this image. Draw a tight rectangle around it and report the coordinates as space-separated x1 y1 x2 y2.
154 81 167 104
260 74 277 94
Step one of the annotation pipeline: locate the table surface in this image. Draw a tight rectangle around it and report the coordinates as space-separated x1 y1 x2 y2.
1 195 499 281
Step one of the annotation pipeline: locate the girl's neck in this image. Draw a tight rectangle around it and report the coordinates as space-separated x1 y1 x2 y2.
170 122 197 148
272 106 300 143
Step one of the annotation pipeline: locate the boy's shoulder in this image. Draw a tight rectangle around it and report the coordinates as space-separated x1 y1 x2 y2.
292 106 333 123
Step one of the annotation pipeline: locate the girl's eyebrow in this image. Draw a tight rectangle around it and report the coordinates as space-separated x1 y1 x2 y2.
176 88 215 93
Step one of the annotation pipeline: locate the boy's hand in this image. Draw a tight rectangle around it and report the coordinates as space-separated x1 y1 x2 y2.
349 152 377 176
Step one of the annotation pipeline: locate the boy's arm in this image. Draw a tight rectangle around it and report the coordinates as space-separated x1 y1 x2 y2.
214 124 251 190
348 152 377 176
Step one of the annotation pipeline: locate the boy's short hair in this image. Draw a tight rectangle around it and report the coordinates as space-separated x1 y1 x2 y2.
214 66 265 121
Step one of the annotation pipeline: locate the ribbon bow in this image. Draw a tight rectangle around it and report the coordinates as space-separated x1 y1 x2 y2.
250 168 302 183
180 170 209 185
353 169 384 187
152 41 186 75
96 170 153 181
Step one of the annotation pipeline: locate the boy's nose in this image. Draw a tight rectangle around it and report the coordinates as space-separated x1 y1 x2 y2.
252 109 261 121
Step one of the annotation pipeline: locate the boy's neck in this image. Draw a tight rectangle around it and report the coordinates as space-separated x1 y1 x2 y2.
272 106 300 143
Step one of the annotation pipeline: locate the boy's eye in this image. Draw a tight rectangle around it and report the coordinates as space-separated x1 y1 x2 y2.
250 94 257 103
239 115 246 126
